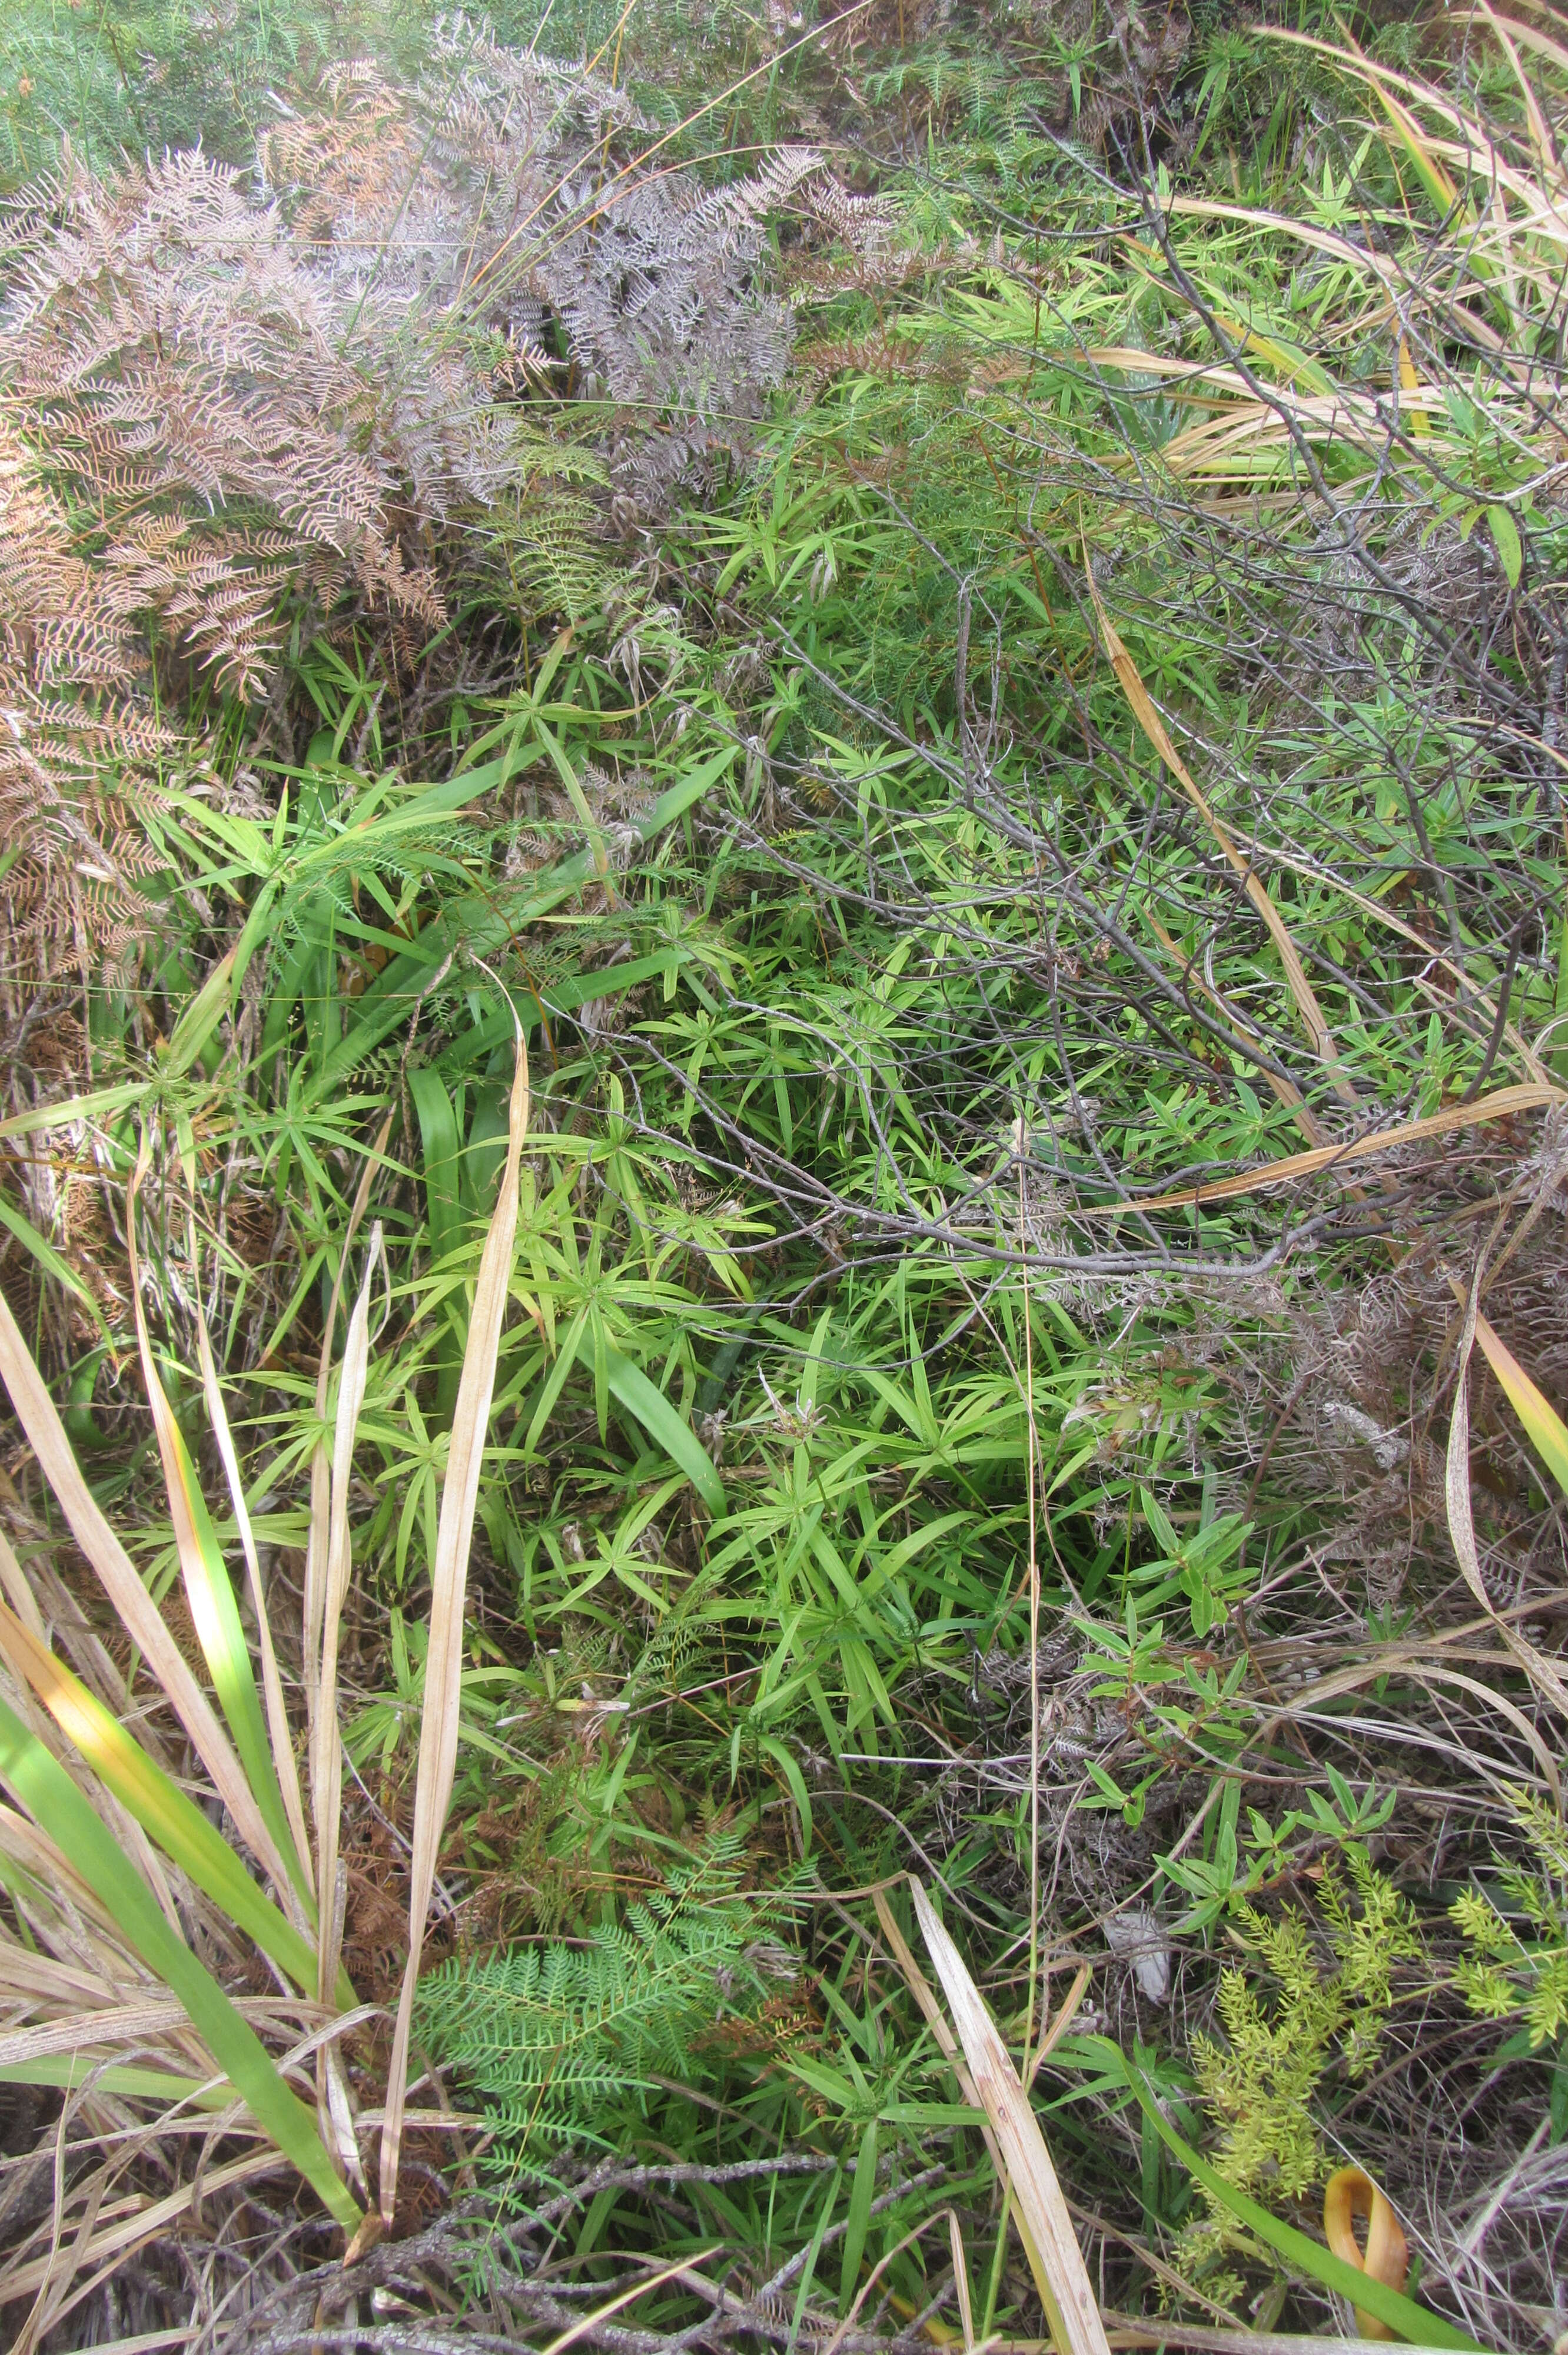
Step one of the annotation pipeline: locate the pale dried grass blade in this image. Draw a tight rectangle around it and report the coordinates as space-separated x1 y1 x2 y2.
379 1029 530 2228
1031 1962 1093 2081
872 1881 1054 2334
311 1226 383 2001
1445 1269 1568 1727
1077 1083 1560 1217
0 1524 48 1644
0 1291 274 1892
910 1877 1111 2355
949 2210 975 2355
304 1113 392 1737
871 1883 1007 2170
0 2150 285 2308
1082 556 1351 1101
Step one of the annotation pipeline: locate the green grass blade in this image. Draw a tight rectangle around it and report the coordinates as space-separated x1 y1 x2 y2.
315 744 736 1093
162 1412 311 1911
0 1195 109 1344
411 1064 466 1416
0 1602 317 1994
592 1340 726 1515
1120 2055 1483 2349
0 1694 360 2228
0 2058 229 2105
1472 1312 1568 1499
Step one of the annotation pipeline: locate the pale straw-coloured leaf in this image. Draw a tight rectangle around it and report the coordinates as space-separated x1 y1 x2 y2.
304 1116 392 1742
909 1876 1111 2355
379 1026 530 2227
948 2210 975 2355
310 1225 383 2002
1082 555 1353 1103
0 1994 315 2072
1076 1083 1560 1218
0 1522 48 1644
1445 1271 1568 1726
0 2148 285 2313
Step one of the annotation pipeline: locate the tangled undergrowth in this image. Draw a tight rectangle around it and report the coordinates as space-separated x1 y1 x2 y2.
1 1 1566 2350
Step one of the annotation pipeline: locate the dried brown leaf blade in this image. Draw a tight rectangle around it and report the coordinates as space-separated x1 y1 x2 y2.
378 1027 530 2225
909 1876 1111 2355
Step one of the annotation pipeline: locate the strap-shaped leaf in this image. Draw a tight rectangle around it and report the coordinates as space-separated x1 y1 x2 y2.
1472 1309 1568 1498
0 1603 317 1995
1119 2054 1482 2350
0 1695 360 2230
162 1409 311 1908
125 1140 299 1903
380 1027 530 2227
0 1291 274 1888
584 1337 726 1515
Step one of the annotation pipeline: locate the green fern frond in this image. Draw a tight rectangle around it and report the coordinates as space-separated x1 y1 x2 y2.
416 1839 789 2178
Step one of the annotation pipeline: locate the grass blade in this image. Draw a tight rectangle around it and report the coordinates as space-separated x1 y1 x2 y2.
1445 1275 1568 1725
1470 1309 1568 1498
1075 1086 1559 1217
594 1339 727 1515
311 1228 383 2000
1082 556 1350 1100
909 1876 1111 2355
189 1262 314 1906
304 1113 393 1750
125 1141 298 1905
1118 2056 1479 2349
0 1693 360 2230
380 1023 530 2228
0 1292 275 1893
0 1196 109 1345
0 1602 318 1995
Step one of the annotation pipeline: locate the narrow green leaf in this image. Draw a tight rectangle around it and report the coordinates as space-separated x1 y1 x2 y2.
788 2164 841 2355
590 1340 726 1514
410 1067 464 1272
0 2057 228 2105
0 1604 317 1994
840 2117 878 2310
164 881 279 1077
1487 506 1522 589
162 1414 312 1912
1472 1312 1568 1497
0 1196 109 1342
0 1694 360 2228
316 742 736 1094
411 1064 467 1415
1120 2055 1481 2349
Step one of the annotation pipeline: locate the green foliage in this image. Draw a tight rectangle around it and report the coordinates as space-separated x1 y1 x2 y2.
2 0 1566 2339
1452 1789 1568 2061
416 1839 788 2176
1178 1853 1422 2302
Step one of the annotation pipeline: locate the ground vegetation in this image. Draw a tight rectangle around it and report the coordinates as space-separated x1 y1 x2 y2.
0 2 1564 2350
